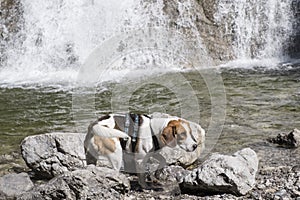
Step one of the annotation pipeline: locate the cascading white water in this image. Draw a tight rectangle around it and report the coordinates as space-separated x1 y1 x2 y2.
1 0 210 87
1 0 200 87
215 0 294 62
0 0 145 87
0 0 297 87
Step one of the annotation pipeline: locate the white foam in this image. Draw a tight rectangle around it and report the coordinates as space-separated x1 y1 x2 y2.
217 58 282 69
0 0 297 90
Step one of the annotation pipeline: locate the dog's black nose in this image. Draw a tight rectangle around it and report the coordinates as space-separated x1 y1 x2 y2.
193 144 198 150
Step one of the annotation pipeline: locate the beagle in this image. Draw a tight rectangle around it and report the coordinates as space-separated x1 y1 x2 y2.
84 113 205 173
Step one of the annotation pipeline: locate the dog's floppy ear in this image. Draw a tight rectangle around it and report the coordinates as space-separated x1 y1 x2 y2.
160 123 177 148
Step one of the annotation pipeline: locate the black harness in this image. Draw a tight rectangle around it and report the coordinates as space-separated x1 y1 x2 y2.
124 113 139 152
121 113 160 152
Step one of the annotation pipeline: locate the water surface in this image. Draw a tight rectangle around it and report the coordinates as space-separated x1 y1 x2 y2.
1 65 299 156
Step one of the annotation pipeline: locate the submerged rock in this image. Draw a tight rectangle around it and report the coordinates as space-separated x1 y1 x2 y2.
159 148 258 196
18 165 130 200
268 128 300 148
20 132 87 179
0 173 33 199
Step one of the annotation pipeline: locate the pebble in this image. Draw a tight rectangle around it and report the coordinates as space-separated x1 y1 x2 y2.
265 179 271 187
275 189 286 197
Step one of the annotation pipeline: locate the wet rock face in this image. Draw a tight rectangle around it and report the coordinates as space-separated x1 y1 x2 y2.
0 0 23 64
290 0 300 58
161 0 234 63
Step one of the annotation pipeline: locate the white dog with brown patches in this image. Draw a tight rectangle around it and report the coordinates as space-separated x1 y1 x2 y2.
84 113 205 172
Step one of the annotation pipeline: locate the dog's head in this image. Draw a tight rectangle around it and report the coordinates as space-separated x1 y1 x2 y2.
160 119 199 152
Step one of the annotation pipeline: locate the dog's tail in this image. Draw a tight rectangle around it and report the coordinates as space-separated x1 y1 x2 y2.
92 124 130 138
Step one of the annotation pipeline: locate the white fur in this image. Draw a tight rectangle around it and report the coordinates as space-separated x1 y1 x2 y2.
93 124 130 138
85 113 205 171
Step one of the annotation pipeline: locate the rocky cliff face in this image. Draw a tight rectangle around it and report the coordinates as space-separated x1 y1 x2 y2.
161 0 234 63
0 0 23 65
290 0 300 58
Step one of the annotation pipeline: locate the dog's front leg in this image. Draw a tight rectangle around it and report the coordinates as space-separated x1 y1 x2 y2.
152 153 166 179
136 153 151 189
137 151 166 189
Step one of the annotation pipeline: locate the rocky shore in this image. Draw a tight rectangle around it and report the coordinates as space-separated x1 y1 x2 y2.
0 130 299 200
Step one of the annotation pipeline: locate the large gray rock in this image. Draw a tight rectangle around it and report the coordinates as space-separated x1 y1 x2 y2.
0 173 33 199
21 132 87 178
158 148 258 196
17 165 130 200
182 148 258 195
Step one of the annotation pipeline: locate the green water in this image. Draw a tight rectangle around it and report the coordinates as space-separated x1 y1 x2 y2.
0 66 299 156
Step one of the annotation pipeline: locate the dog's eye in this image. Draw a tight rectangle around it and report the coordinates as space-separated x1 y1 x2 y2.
178 131 187 139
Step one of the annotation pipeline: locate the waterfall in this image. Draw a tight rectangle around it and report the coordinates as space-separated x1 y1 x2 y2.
215 0 294 61
1 0 210 87
0 0 297 87
1 0 201 87
1 0 139 86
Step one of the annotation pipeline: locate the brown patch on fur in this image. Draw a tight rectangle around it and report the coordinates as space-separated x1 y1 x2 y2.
94 135 116 155
161 120 190 146
160 120 178 147
160 125 176 147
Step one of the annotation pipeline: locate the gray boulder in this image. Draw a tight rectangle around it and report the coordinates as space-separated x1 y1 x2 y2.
0 173 33 199
268 128 300 148
17 165 130 200
158 148 258 196
182 148 258 195
21 132 87 178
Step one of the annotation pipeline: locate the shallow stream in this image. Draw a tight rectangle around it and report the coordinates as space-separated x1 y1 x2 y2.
1 64 299 160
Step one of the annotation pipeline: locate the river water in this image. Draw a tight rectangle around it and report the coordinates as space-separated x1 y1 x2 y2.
1 63 299 157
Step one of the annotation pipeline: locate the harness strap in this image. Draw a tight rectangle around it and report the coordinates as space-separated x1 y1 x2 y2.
150 118 160 151
124 113 130 138
132 114 139 142
123 114 160 152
